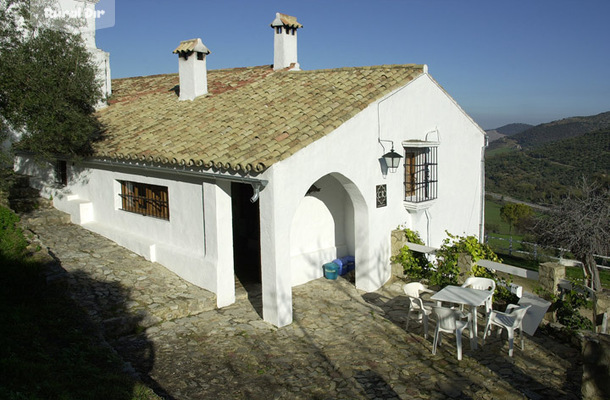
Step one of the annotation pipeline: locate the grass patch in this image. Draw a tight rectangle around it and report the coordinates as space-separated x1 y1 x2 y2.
566 266 610 289
485 233 526 253
494 253 540 271
0 206 159 400
485 197 541 237
484 197 512 234
493 253 610 289
486 145 518 158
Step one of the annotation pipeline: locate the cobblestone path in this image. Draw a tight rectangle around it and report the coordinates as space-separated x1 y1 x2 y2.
21 207 583 399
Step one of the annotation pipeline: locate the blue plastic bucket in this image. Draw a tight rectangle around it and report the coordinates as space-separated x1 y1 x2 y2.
323 262 338 280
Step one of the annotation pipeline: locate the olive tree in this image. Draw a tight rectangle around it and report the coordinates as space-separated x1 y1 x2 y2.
0 0 103 161
533 181 609 291
500 202 532 234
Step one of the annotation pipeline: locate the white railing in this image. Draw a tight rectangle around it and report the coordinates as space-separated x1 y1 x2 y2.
403 241 538 280
477 259 539 280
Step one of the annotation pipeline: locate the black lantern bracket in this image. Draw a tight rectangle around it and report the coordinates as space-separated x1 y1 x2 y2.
379 139 402 173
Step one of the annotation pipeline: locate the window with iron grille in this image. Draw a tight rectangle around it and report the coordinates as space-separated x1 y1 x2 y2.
55 160 67 186
119 181 169 220
404 146 438 203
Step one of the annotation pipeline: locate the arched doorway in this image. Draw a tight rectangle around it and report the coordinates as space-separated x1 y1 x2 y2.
289 173 367 288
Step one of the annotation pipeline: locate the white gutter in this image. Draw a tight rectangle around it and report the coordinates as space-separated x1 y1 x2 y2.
424 209 432 246
479 135 488 241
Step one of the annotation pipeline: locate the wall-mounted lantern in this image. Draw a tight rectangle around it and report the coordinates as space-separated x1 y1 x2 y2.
382 146 403 173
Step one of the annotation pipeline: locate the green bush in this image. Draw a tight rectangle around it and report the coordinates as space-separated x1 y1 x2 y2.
555 285 594 331
0 206 27 260
535 283 594 332
431 232 501 287
493 281 521 309
391 229 432 280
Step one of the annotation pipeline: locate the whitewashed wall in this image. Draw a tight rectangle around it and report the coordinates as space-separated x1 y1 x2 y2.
258 72 486 326
13 157 235 306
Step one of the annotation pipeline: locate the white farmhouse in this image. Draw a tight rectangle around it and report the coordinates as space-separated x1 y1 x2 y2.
15 12 487 327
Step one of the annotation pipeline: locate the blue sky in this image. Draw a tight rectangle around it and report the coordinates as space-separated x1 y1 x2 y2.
95 0 610 130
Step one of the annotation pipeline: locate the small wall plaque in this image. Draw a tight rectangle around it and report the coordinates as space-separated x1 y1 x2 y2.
376 184 387 208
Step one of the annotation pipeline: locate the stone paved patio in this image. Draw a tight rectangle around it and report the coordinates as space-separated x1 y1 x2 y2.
21 207 583 399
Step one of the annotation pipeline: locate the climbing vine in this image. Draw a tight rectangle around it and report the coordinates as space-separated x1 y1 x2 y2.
430 232 501 287
391 228 432 280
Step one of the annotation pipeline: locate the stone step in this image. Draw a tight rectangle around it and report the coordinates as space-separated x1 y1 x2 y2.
20 207 72 229
18 205 220 340
9 197 38 211
12 174 32 188
6 174 55 213
8 198 52 213
103 293 217 338
9 186 40 198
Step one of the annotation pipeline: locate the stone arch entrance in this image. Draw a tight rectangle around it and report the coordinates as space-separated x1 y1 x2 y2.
289 173 368 288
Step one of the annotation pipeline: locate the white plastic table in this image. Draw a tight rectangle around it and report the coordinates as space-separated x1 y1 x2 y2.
430 285 493 349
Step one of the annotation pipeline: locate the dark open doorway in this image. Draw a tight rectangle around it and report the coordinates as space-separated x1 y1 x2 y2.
231 182 262 316
231 182 262 284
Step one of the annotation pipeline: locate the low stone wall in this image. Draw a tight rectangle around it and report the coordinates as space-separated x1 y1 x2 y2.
595 292 610 331
390 230 407 277
581 332 610 399
457 254 473 285
538 262 610 332
538 262 566 295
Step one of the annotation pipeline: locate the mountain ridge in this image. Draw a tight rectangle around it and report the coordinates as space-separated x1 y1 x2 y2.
485 112 610 204
511 111 610 148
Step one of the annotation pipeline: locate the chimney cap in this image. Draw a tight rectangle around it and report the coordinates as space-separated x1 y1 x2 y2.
270 12 303 29
173 38 211 55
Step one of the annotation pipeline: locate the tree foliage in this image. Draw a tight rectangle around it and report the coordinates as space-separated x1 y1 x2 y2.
533 180 610 291
486 129 610 204
0 0 103 160
508 111 610 149
500 202 532 234
0 205 27 260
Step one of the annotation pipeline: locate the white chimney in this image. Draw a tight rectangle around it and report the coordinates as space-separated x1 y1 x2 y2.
172 38 211 101
270 13 302 71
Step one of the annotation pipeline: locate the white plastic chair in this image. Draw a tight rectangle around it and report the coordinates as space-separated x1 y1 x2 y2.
403 282 434 298
483 304 531 357
432 306 474 360
403 283 435 338
461 277 496 317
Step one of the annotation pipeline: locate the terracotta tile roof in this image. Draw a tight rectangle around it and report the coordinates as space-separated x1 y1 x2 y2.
172 38 210 55
94 64 424 172
271 13 303 29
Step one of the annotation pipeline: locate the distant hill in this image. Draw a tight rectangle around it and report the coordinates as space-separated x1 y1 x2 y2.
484 130 505 142
494 123 533 136
512 111 610 148
486 136 519 153
486 128 610 204
485 123 532 143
